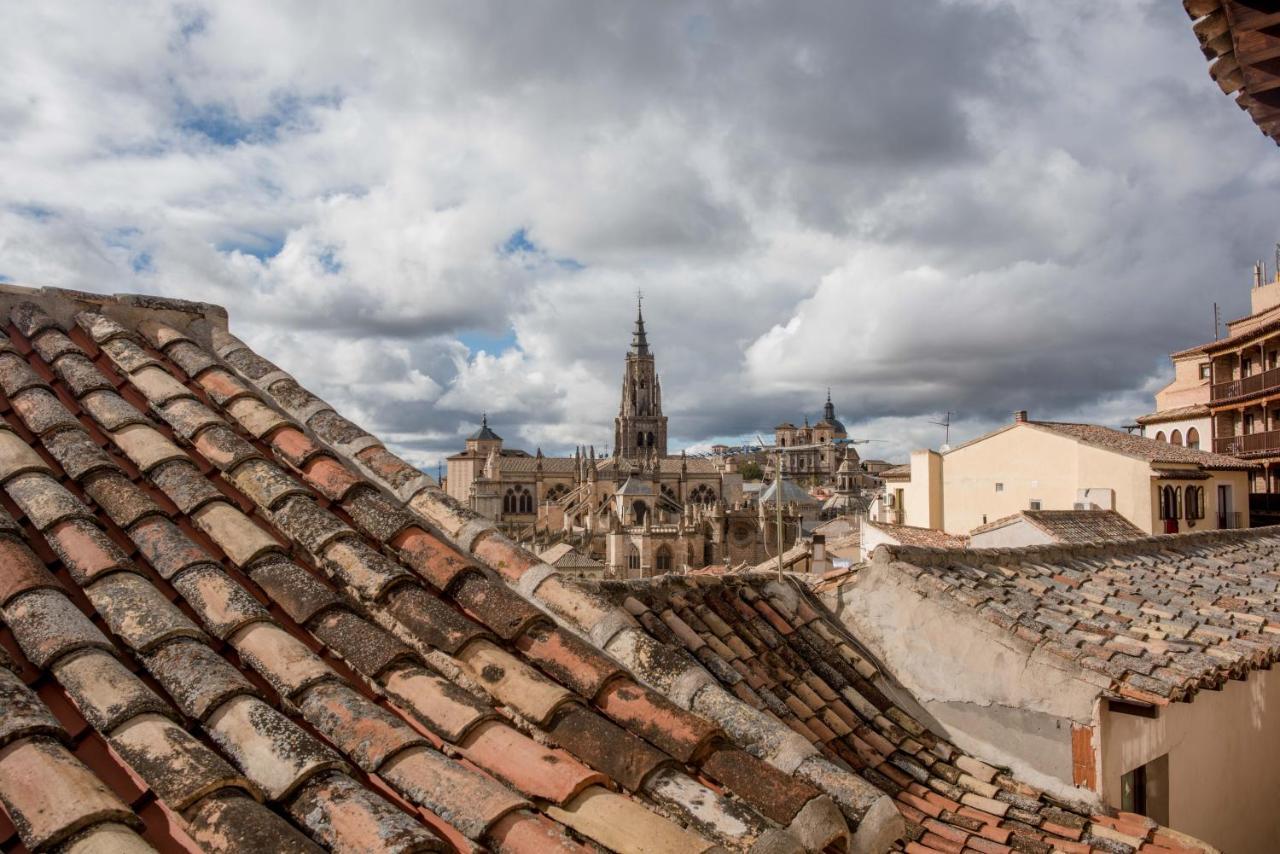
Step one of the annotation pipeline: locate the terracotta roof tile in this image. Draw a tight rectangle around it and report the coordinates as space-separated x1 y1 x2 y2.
381 664 495 742
309 608 416 677
85 571 206 652
78 391 148 432
244 552 343 625
205 694 345 799
231 621 336 700
297 681 426 771
286 771 445 852
110 424 188 473
45 519 130 584
109 713 252 809
378 746 529 839
140 638 257 721
52 648 173 732
321 538 412 601
50 353 115 398
190 501 282 564
11 388 82 436
0 536 63 606
170 563 269 640
0 736 140 850
4 588 115 668
224 395 290 438
227 457 307 510
182 790 321 853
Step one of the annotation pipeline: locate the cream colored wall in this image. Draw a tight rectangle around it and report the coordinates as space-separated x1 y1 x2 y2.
446 457 479 503
1141 416 1210 451
902 450 942 529
1100 670 1280 853
967 518 1053 548
938 426 1155 535
1153 357 1209 412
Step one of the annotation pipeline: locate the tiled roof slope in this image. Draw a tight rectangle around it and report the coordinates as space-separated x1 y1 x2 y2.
872 528 1280 704
590 573 1209 854
1132 405 1208 426
864 522 967 550
0 288 865 853
196 304 905 850
1025 422 1250 470
970 511 1145 545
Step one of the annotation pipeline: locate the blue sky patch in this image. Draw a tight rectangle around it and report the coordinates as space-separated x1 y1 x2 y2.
217 234 286 261
11 205 55 222
459 328 518 354
498 227 584 271
175 90 342 148
317 246 343 274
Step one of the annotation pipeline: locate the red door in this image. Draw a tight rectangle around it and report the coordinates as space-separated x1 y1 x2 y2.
1164 518 1179 534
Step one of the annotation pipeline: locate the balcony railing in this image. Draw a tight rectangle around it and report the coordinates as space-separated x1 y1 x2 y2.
1214 430 1280 457
1250 493 1280 515
1212 365 1280 402
1218 511 1244 530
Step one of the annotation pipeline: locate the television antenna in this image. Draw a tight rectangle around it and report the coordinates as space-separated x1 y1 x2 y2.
928 411 954 446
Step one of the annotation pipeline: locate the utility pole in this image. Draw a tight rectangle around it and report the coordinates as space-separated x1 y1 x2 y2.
775 446 784 580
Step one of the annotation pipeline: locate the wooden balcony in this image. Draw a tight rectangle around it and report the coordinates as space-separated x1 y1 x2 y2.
1211 365 1280 402
1250 493 1280 516
1214 429 1280 457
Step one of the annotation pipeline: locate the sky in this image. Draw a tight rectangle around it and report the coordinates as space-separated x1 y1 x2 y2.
2 1 1279 470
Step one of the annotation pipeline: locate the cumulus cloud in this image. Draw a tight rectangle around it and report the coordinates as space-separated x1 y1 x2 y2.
0 0 1277 467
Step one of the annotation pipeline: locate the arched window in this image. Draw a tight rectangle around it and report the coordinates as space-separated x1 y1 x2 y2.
646 432 655 447
626 545 640 571
632 500 648 524
504 485 532 515
689 484 715 505
655 547 672 572
636 431 644 447
780 438 786 447
1154 431 1166 442
545 483 568 502
1170 429 1183 447
1187 427 1200 450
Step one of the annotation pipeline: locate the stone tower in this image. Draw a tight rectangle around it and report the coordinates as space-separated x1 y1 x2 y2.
614 298 668 459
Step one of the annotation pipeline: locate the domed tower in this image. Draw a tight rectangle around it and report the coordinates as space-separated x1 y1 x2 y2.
614 297 668 460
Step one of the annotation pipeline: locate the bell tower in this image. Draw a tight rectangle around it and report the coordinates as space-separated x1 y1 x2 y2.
615 295 668 459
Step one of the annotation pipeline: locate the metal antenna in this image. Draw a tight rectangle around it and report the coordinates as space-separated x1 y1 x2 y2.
1214 302 1221 341
928 411 953 445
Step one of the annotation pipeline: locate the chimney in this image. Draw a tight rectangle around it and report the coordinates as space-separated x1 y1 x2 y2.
1014 410 1028 423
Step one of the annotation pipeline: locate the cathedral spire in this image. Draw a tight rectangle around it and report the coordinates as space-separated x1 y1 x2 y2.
630 292 649 356
824 388 835 423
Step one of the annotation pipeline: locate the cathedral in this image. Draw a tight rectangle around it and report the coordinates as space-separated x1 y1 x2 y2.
445 301 799 577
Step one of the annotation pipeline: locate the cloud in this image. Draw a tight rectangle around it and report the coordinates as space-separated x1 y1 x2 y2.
0 1 1276 468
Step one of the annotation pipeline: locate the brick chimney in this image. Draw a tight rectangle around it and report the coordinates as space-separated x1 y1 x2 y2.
1014 410 1028 423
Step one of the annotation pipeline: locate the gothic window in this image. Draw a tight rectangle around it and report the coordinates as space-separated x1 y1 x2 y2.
655 547 672 572
1159 485 1181 520
646 432 655 447
689 484 715 505
627 545 640 571
545 483 568 502
632 501 648 524
637 431 644 447
504 485 533 515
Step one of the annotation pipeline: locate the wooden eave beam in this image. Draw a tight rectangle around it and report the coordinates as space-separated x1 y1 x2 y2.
1185 0 1222 18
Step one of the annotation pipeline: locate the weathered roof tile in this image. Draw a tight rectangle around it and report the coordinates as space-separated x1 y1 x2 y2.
109 713 253 809
141 638 257 721
206 694 345 800
0 668 64 747
4 589 114 668
85 571 206 652
298 681 426 771
53 649 174 732
6 472 93 530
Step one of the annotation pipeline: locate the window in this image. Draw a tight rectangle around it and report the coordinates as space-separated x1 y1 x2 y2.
1170 429 1182 447
1029 499 1042 511
1199 363 1211 380
632 500 648 524
1158 485 1181 520
1185 486 1205 520
689 484 716 505
1186 427 1199 450
545 483 568 502
655 547 672 572
1120 755 1169 825
503 485 533 515
1154 431 1166 443
626 545 640 571
995 482 1004 493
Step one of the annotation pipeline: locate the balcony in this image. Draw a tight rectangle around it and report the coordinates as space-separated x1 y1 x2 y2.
1250 493 1280 516
1218 511 1244 530
1211 365 1280 402
1214 430 1280 457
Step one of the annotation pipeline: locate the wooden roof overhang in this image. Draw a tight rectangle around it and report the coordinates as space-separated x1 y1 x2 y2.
1187 0 1280 144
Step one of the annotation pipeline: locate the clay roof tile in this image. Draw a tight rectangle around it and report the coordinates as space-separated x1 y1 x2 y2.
52 649 174 732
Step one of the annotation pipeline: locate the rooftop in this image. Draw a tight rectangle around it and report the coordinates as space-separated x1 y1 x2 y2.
969 510 1147 544
866 527 1280 704
587 571 1208 854
865 521 969 550
1133 404 1210 425
0 284 876 853
1185 0 1280 146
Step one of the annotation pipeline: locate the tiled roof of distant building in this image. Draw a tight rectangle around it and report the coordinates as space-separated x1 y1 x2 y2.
1026 421 1251 470
870 529 1280 704
864 521 968 550
969 510 1146 544
0 285 873 853
1134 404 1209 425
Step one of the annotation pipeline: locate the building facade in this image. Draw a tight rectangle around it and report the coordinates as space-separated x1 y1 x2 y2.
1149 268 1280 526
772 391 852 483
883 411 1252 537
445 301 796 577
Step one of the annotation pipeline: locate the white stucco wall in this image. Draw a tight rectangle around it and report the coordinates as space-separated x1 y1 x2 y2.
826 559 1109 801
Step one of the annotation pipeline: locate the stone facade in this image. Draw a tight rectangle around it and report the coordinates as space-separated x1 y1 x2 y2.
445 301 796 577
